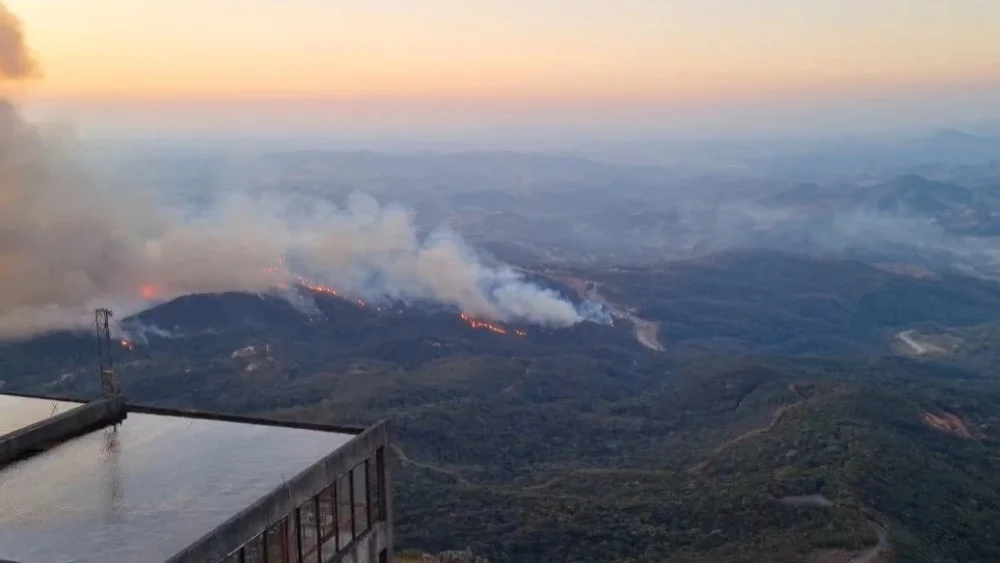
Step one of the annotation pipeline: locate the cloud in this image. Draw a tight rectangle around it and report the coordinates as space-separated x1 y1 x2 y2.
0 3 39 82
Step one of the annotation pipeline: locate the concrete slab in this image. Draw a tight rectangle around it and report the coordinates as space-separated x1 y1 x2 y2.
0 407 355 563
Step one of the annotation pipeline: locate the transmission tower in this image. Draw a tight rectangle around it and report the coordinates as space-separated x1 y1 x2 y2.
95 308 118 397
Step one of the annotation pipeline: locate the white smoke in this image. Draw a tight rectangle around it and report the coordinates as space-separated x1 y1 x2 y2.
0 2 586 339
290 193 583 325
116 319 180 344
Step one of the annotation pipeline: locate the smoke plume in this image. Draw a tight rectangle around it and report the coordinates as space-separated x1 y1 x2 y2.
290 193 583 325
0 3 38 81
0 3 585 339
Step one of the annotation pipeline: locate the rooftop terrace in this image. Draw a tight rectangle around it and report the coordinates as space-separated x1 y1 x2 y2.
0 393 361 563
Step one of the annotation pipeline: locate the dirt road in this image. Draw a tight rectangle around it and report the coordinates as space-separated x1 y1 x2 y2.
392 444 469 486
582 281 664 352
633 318 664 352
897 330 928 355
689 389 819 474
848 523 889 563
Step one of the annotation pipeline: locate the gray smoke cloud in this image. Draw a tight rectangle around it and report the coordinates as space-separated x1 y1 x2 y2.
289 193 583 324
115 319 179 344
0 107 292 338
0 3 584 339
0 3 38 81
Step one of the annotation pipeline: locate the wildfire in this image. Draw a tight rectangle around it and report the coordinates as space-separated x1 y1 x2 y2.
274 262 524 335
258 259 372 310
120 340 135 351
459 313 526 337
300 278 339 297
140 283 160 300
292 276 374 310
264 257 285 274
140 261 539 342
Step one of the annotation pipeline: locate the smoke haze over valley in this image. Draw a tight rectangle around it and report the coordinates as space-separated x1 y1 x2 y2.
105 131 1000 274
14 100 1000 339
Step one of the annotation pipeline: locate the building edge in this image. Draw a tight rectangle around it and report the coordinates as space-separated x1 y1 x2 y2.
165 419 394 563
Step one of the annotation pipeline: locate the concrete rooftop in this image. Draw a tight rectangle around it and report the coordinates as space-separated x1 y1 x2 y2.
0 395 79 437
0 393 358 563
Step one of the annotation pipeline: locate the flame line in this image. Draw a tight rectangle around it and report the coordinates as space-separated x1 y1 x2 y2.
140 261 529 338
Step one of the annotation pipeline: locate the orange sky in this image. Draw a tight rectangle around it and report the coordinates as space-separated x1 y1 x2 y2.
8 0 1000 103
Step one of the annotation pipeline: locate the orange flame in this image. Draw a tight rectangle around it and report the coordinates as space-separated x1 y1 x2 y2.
140 283 160 300
142 259 385 318
460 313 509 335
120 340 135 351
294 276 371 309
142 258 527 338
301 279 339 297
260 260 368 309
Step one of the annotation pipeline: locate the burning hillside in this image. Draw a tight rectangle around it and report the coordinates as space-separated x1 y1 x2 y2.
0 2 611 342
459 313 527 337
111 290 637 358
274 262 533 338
0 3 591 340
292 278 529 338
118 270 536 350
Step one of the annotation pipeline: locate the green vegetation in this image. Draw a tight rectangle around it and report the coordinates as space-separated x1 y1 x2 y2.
4 251 1000 561
273 357 1000 562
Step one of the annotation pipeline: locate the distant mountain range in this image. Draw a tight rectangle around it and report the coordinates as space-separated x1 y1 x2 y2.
429 171 1000 277
571 129 1000 177
118 142 1000 275
744 130 1000 180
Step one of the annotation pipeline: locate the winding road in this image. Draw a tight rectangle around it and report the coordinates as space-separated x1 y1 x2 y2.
392 444 469 486
689 396 811 474
396 424 893 562
897 330 928 355
848 523 889 563
582 282 664 352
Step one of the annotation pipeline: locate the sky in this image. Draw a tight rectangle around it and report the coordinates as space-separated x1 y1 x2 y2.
7 0 1000 138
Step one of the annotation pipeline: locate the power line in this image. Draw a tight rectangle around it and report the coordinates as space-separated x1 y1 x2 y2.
95 308 118 398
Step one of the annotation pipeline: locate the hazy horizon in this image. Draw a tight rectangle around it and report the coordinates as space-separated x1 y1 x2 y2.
7 0 1000 142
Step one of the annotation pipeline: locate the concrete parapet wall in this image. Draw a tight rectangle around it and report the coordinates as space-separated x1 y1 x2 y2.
166 419 393 563
333 521 389 563
0 396 127 466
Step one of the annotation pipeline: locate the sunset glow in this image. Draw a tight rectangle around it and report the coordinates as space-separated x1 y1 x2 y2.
10 0 1000 102
5 0 998 136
